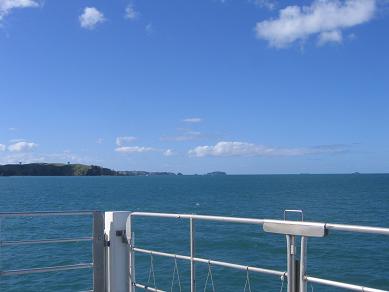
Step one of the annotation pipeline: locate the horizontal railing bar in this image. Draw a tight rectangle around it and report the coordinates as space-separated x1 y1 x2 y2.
134 283 166 291
0 211 95 217
0 263 93 276
134 247 191 260
306 276 388 292
1 237 92 246
131 212 265 225
130 212 389 236
133 247 285 277
325 223 389 236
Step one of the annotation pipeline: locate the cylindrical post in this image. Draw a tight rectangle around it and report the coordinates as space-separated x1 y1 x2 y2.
126 214 135 292
299 236 307 292
190 217 196 292
286 235 296 292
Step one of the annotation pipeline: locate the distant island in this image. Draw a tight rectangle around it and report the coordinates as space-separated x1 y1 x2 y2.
0 163 227 176
205 171 227 176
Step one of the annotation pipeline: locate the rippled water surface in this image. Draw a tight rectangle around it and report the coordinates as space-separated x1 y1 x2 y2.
0 175 388 291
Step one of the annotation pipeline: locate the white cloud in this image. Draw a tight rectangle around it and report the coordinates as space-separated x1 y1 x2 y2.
0 151 91 165
145 23 153 34
318 30 343 45
9 138 25 143
255 0 276 10
0 0 38 20
79 7 105 29
183 117 203 123
162 131 202 142
163 149 174 156
96 138 103 144
125 4 137 20
116 136 137 146
188 141 348 157
255 0 376 48
115 146 156 153
0 144 5 151
8 141 38 152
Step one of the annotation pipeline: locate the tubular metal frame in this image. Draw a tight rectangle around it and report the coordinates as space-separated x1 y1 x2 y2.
127 212 389 292
0 211 105 292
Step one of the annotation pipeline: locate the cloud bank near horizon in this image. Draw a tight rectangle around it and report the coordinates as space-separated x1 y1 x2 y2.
189 141 348 157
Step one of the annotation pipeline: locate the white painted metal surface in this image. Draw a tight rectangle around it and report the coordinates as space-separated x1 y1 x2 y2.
104 211 131 292
128 212 389 292
1 211 389 292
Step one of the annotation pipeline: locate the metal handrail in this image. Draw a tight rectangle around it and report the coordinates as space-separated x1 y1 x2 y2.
0 237 92 246
130 212 389 235
0 211 95 217
0 263 93 276
0 211 105 292
128 212 389 292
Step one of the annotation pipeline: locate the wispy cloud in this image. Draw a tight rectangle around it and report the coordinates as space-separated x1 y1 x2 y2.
163 149 174 156
189 141 348 157
116 136 137 146
0 150 92 165
114 144 175 156
79 7 105 29
254 0 276 10
255 0 376 48
0 144 5 151
7 141 38 152
96 138 103 144
125 4 138 20
318 30 343 45
115 146 157 153
145 23 153 34
161 130 203 142
183 117 203 123
9 138 25 143
0 0 39 21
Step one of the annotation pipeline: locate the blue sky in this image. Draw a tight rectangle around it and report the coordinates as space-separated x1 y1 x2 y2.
0 0 388 174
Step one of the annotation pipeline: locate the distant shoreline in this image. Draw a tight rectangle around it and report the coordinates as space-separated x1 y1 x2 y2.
0 163 227 177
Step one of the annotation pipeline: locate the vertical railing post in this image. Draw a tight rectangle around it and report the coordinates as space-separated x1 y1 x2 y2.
126 214 135 292
190 217 196 292
286 235 296 292
299 236 308 292
105 211 131 292
93 211 105 292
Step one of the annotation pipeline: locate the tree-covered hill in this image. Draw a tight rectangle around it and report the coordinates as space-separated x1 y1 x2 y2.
0 163 116 176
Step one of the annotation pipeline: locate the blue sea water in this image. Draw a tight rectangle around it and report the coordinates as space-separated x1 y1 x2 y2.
0 175 388 292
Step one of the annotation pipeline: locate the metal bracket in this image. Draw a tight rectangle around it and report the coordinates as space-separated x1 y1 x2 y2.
116 230 128 244
263 220 327 237
284 209 304 221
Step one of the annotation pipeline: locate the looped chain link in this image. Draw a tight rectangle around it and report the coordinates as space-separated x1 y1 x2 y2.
279 272 286 292
147 253 157 290
243 267 252 292
204 262 216 292
170 256 182 292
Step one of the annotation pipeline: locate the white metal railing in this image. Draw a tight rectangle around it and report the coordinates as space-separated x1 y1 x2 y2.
125 211 389 292
1 211 388 292
0 211 105 292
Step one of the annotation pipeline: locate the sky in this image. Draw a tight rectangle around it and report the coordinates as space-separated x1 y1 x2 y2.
0 0 388 174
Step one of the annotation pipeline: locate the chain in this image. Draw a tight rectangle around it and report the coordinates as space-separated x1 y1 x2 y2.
147 253 157 290
204 262 216 292
170 256 182 292
243 267 252 292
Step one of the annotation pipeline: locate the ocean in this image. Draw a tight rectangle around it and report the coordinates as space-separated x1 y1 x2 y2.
0 175 388 291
